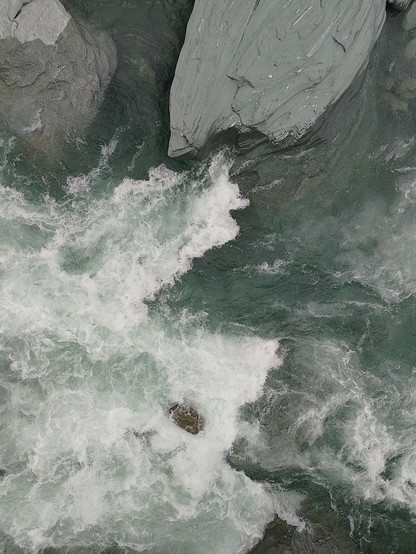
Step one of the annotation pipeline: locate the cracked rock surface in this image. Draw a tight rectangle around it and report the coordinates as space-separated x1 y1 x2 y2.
0 0 116 155
168 0 386 158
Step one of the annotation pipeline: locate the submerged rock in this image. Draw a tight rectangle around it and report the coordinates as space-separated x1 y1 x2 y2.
405 36 416 57
0 0 116 155
383 92 409 112
248 516 294 554
403 2 416 29
169 403 204 434
249 516 346 554
168 0 385 159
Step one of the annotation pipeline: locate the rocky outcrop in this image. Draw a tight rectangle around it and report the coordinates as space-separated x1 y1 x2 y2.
168 0 385 159
0 0 116 154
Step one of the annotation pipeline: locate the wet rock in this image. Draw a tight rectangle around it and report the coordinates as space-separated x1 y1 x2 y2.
248 516 345 554
0 0 117 156
292 531 343 554
248 516 294 554
169 403 204 435
168 0 385 159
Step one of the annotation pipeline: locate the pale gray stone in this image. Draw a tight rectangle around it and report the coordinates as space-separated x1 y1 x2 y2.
13 0 70 45
0 0 117 155
0 0 69 42
168 0 386 159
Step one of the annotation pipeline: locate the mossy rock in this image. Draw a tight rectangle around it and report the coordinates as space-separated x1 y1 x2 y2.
169 403 204 434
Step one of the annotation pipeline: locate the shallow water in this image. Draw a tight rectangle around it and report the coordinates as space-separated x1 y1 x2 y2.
1 4 416 554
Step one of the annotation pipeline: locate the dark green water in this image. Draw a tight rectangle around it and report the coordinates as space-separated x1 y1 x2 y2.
1 4 416 554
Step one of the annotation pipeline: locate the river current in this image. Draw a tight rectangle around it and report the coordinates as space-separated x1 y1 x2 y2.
1 5 416 554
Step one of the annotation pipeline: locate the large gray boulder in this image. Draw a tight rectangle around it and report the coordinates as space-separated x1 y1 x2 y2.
168 0 385 158
0 0 116 154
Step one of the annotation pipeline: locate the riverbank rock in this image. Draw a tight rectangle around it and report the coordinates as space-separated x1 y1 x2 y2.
0 0 117 155
169 403 205 434
168 0 385 159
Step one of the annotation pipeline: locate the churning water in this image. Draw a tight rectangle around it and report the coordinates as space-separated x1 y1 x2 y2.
2 5 416 554
0 149 288 553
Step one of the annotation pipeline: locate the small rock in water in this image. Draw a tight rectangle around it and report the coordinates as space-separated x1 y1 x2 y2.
169 403 204 434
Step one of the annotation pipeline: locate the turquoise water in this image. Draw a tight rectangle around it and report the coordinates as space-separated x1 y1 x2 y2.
1 4 416 554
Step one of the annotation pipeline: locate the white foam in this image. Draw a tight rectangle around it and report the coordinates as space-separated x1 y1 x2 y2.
0 154 282 552
22 109 43 134
66 136 118 195
334 171 416 302
243 338 401 507
257 259 288 274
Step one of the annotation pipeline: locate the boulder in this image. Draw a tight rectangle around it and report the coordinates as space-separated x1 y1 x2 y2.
0 0 117 155
168 0 385 159
169 403 205 435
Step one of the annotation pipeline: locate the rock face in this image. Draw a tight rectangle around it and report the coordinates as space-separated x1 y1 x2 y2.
0 0 117 154
169 403 204 434
168 0 385 159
